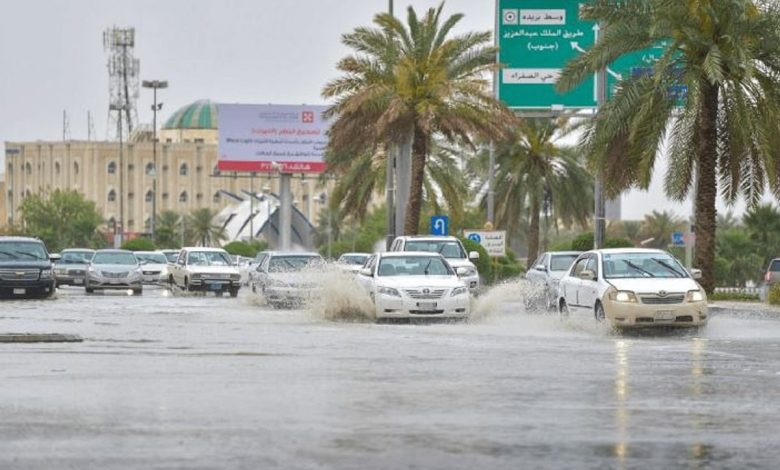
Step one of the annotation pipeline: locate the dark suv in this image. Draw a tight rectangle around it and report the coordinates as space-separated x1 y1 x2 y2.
0 236 59 298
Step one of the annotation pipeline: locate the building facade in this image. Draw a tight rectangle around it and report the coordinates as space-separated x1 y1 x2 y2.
2 100 327 238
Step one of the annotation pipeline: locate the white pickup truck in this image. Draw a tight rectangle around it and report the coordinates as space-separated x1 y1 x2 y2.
167 247 241 297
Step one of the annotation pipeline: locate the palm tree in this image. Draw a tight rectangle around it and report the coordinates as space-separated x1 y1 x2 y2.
156 210 182 249
743 203 780 267
187 208 225 247
717 211 741 231
474 118 593 264
558 1 780 292
640 210 684 249
608 220 643 245
323 2 516 235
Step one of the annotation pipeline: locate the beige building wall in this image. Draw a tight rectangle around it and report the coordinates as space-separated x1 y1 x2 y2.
0 176 6 229
3 140 327 237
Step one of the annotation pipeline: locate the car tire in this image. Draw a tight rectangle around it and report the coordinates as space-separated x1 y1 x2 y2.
132 288 143 296
595 302 606 322
559 299 570 318
229 288 239 298
85 284 94 294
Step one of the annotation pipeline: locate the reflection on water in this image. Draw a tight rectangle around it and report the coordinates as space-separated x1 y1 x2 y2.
613 339 630 468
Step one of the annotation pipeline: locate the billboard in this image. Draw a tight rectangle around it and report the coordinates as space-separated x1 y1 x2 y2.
217 104 330 173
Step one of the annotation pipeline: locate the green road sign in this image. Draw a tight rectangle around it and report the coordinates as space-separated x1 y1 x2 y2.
497 0 669 110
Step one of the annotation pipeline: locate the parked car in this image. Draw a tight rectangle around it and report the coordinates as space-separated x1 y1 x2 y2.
525 251 582 310
390 235 480 293
250 252 324 307
0 236 58 298
134 251 169 284
161 249 180 264
53 248 95 287
336 252 371 274
85 249 143 295
764 258 780 288
357 252 470 320
556 248 707 329
168 247 241 297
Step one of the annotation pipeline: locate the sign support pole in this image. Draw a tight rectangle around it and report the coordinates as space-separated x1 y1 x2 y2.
593 22 606 250
279 173 292 250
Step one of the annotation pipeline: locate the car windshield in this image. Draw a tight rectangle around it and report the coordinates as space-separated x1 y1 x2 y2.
404 241 464 259
770 259 780 272
340 255 368 265
550 254 579 271
163 251 180 263
59 251 94 264
378 256 453 277
603 252 688 279
188 251 232 266
0 242 48 261
92 252 138 265
136 253 167 264
269 256 321 272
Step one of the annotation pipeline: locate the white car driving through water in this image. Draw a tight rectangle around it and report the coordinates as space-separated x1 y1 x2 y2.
250 252 325 308
390 236 480 294
358 252 470 321
557 248 708 329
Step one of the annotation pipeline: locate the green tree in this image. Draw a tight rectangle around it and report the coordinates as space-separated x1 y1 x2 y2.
558 0 780 293
742 203 780 268
640 210 684 249
155 211 183 249
18 189 104 252
223 240 269 258
121 237 157 251
323 2 516 235
715 228 763 287
479 118 593 264
188 208 225 247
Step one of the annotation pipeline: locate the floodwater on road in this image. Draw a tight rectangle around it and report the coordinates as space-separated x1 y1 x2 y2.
1 283 779 469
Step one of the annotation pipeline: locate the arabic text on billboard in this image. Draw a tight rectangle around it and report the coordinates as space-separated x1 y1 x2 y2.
217 104 330 173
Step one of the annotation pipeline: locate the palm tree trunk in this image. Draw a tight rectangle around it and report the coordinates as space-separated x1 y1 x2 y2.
694 81 719 294
527 196 541 266
404 128 428 235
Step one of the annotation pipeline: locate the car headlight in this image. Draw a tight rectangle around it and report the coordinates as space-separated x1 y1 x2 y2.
687 290 705 302
40 269 52 279
450 286 468 297
457 267 478 277
609 290 638 303
378 286 401 297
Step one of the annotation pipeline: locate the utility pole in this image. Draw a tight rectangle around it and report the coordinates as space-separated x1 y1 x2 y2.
385 0 396 249
250 172 255 241
594 23 607 249
142 79 168 242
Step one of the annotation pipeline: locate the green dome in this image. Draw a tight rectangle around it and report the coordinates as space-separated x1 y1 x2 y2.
163 100 217 129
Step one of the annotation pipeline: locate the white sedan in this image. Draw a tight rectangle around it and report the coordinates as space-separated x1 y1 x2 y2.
357 252 470 320
557 248 708 329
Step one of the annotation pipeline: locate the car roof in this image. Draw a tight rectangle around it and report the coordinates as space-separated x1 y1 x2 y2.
0 236 44 243
95 249 134 253
339 252 370 257
268 251 321 257
134 251 165 254
546 251 582 256
380 251 446 258
396 235 459 241
61 248 95 252
591 248 665 255
181 247 227 252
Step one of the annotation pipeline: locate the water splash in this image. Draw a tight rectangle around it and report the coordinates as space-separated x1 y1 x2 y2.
308 265 375 322
470 278 547 322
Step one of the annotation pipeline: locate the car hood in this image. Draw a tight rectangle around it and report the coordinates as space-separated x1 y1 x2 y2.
377 275 462 289
0 260 51 270
93 264 138 272
268 272 323 284
444 258 476 269
189 265 239 275
140 263 167 271
606 277 701 294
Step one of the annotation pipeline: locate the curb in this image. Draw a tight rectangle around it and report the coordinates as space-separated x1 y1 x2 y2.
0 333 83 343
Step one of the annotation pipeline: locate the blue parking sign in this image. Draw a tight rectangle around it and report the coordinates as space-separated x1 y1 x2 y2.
430 216 449 236
671 231 685 246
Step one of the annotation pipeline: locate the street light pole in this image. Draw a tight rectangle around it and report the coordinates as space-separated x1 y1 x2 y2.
385 0 396 249
109 102 127 247
594 24 607 249
142 79 168 243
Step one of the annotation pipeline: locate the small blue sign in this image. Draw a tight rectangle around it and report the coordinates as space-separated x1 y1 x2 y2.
671 231 685 246
467 233 481 243
430 216 449 236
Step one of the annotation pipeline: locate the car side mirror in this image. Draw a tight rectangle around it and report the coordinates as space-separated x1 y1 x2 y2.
469 251 480 261
360 268 373 277
49 253 61 262
535 264 546 271
690 268 702 280
578 269 597 281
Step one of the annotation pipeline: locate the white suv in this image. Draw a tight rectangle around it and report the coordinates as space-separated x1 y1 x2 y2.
390 235 480 293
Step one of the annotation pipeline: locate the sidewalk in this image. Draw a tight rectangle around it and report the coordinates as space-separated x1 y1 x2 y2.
709 300 780 316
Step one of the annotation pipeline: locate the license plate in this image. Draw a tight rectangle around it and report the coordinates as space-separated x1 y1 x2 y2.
74 279 83 285
655 310 675 321
208 283 224 291
109 280 120 285
13 288 26 295
417 301 437 311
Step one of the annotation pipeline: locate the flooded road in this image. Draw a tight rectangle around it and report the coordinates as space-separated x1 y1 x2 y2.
1 285 779 469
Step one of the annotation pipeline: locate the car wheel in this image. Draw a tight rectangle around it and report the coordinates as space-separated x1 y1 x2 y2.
559 299 570 318
132 288 143 296
229 288 239 298
251 282 257 293
595 302 606 322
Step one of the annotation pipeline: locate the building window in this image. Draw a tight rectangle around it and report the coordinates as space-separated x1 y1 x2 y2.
107 161 117 174
163 165 169 172
25 189 31 198
25 163 32 175
194 138 204 144
179 163 188 176
74 161 80 175
55 162 61 175
128 192 134 200
213 191 221 203
7 190 13 200
7 163 12 175
162 192 169 200
128 219 134 228
107 190 116 202
145 162 154 175
145 190 153 202
196 192 203 201
179 191 188 203
196 165 203 173
128 164 134 171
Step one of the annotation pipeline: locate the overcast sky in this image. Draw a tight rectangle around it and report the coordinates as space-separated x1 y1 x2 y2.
0 0 763 220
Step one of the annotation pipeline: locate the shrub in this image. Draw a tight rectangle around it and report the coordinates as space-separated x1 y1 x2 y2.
460 237 493 284
604 237 634 248
121 237 157 251
571 232 595 251
710 291 760 302
768 284 780 305
492 252 525 283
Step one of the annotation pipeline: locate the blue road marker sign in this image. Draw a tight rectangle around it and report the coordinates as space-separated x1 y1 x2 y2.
467 233 481 243
671 231 685 246
430 216 449 236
